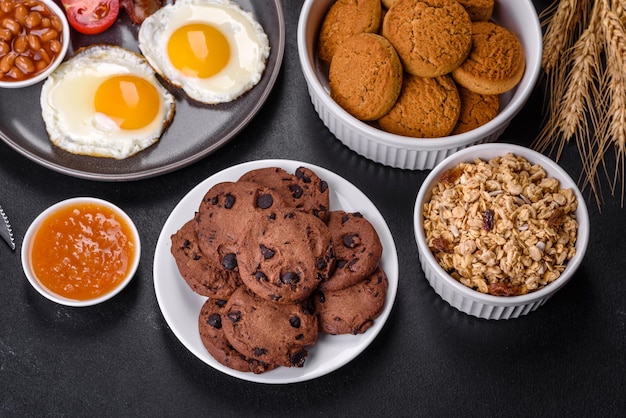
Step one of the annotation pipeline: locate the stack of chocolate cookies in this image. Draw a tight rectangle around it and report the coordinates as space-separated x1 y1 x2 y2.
170 166 388 374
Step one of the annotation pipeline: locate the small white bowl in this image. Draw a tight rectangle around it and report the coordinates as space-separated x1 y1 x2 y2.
22 197 141 307
0 0 70 89
413 143 590 320
297 0 542 170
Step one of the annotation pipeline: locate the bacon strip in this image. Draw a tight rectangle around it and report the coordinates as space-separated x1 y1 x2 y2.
120 0 163 24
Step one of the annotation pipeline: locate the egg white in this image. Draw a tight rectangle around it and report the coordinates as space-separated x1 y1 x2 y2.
40 45 176 159
138 0 270 104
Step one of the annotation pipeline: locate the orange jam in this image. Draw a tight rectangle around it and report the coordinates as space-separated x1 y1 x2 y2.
29 202 136 301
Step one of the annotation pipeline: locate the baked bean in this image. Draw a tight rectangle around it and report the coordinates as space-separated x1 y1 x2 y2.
39 47 50 64
0 28 10 42
40 27 56 42
48 39 61 53
0 51 16 73
35 58 46 71
0 40 8 55
50 15 62 32
24 11 41 28
27 33 39 50
13 34 27 53
0 2 12 14
14 5 27 24
41 16 50 28
2 17 20 34
15 55 34 73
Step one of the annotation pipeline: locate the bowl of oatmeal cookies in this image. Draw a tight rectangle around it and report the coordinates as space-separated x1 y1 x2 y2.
413 143 590 319
297 0 542 170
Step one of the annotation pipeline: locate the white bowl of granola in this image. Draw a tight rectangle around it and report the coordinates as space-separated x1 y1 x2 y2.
414 143 589 319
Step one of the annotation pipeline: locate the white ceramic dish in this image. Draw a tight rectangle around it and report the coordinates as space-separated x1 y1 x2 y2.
21 197 141 307
153 159 398 384
0 0 70 89
414 143 590 320
297 0 542 170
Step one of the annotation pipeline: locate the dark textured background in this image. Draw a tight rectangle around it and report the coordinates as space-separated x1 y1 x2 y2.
1 1 624 416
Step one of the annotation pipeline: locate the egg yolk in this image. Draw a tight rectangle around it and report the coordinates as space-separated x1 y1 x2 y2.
167 23 230 78
94 75 160 130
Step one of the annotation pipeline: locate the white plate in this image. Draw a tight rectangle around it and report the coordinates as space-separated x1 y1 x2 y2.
153 159 398 384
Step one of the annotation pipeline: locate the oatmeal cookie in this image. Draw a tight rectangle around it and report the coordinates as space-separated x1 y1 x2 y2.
382 0 472 77
457 0 494 21
377 73 461 138
450 85 500 135
318 0 382 63
451 21 526 95
329 33 403 121
221 287 319 368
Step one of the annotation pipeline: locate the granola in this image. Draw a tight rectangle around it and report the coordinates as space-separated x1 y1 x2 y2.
422 153 578 296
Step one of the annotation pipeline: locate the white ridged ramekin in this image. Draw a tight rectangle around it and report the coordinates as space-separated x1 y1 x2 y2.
413 143 590 320
297 0 543 170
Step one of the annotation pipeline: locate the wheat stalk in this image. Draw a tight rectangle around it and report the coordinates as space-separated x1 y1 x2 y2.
534 0 626 208
594 0 626 205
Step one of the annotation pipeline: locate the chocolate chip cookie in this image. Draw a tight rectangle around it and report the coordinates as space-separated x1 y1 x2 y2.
319 211 382 291
170 219 241 298
194 180 286 259
198 297 277 374
221 287 319 368
314 267 389 335
237 209 334 304
239 166 330 223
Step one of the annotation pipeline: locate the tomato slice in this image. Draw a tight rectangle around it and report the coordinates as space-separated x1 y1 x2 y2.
61 0 120 35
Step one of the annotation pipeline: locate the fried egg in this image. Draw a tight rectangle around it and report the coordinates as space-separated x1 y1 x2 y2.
137 0 270 104
40 45 176 160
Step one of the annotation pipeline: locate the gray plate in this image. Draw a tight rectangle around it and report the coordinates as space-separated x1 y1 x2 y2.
0 0 285 181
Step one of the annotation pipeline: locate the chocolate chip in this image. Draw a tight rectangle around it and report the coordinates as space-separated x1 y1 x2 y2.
289 184 303 199
256 193 274 209
254 271 268 281
224 193 236 209
290 350 306 367
336 259 347 269
320 180 328 193
353 212 363 218
227 310 241 323
181 239 191 250
268 212 277 220
208 313 222 329
341 214 350 224
289 316 301 328
210 196 219 205
284 212 295 219
216 299 227 307
342 233 360 248
192 252 201 261
316 257 327 270
295 168 311 183
280 271 299 285
253 347 268 357
260 245 275 259
295 334 304 340
317 291 326 303
222 253 237 270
